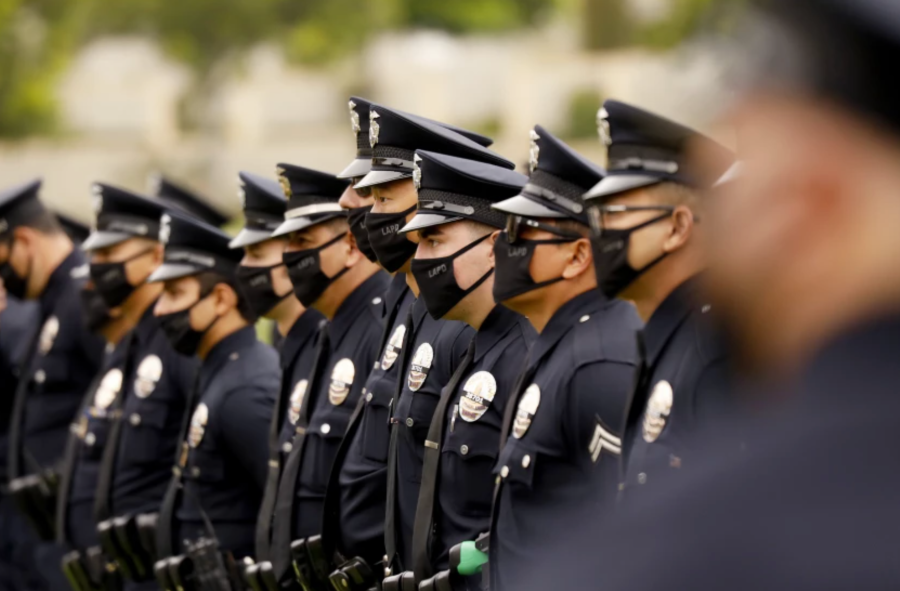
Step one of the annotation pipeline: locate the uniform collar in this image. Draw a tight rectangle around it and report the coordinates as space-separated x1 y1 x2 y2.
39 248 85 317
642 275 702 367
410 293 430 334
384 273 411 318
280 308 324 370
200 325 259 385
330 271 390 349
473 305 520 363
529 289 604 366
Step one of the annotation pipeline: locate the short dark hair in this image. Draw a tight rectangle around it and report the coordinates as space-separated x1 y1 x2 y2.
0 211 64 242
196 271 256 322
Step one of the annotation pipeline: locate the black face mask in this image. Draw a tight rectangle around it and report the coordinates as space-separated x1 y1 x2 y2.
365 205 417 273
282 232 350 307
89 249 153 308
411 234 494 320
235 263 291 318
79 287 114 333
492 231 576 303
156 294 219 357
591 213 671 299
0 239 29 299
347 206 377 263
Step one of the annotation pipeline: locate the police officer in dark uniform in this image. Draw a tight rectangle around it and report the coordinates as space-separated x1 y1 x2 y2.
0 178 106 591
354 104 521 580
227 171 323 586
582 100 734 498
56 184 199 591
264 163 387 588
150 212 279 578
396 150 535 589
486 125 641 591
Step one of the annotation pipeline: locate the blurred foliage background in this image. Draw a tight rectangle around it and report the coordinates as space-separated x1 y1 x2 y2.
0 0 736 139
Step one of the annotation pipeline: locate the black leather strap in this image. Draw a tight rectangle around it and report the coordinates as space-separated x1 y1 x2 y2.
7 317 47 480
411 338 476 582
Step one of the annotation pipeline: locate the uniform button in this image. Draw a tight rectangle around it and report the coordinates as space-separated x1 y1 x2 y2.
85 432 96 446
460 445 469 455
579 315 590 323
618 483 625 492
372 297 382 305
34 370 46 384
521 454 531 468
500 465 509 478
105 343 114 354
229 352 240 361
321 423 331 434
366 393 373 402
282 442 293 454
129 413 141 426
405 418 414 428
637 472 647 485
191 467 201 478
701 304 712 314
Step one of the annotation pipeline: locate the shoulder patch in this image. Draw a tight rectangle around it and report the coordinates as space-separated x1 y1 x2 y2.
134 355 163 398
329 358 355 406
459 371 497 422
407 343 434 392
512 384 541 439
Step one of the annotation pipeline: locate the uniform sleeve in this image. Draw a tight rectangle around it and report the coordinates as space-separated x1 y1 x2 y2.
692 358 732 425
563 361 634 458
217 384 276 490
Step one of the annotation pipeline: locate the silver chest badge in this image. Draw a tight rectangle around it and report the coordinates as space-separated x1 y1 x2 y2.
407 343 434 392
93 368 124 412
134 355 163 399
39 316 60 355
349 100 360 134
642 380 674 443
188 403 209 448
289 379 308 424
528 129 541 173
329 358 356 406
369 110 381 148
412 154 423 190
381 324 406 371
459 371 497 423
597 107 612 147
512 384 541 439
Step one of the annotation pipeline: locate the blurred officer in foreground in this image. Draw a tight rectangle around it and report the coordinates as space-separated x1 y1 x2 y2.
56 185 197 591
0 179 105 591
485 126 640 591
356 104 516 580
265 164 386 588
229 171 324 588
151 213 279 583
583 100 735 498
399 150 535 589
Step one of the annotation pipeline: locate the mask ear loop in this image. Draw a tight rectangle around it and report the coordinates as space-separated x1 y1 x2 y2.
453 233 495 296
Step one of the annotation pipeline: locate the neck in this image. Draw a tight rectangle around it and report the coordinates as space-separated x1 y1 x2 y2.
315 260 379 320
458 281 496 331
99 316 134 346
198 311 247 360
405 270 419 297
122 282 162 326
627 259 702 323
30 234 74 298
272 297 306 337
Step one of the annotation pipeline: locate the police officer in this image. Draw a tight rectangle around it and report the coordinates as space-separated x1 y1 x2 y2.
265 163 387 587
227 171 323 582
582 100 734 498
487 125 641 591
355 104 522 579
397 150 536 588
151 212 279 572
0 178 106 591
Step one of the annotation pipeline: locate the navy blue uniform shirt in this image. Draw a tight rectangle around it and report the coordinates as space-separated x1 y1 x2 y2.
0 297 39 481
15 250 105 474
392 297 474 569
432 305 535 570
334 273 414 563
489 291 640 591
176 326 279 558
621 276 731 497
292 272 389 539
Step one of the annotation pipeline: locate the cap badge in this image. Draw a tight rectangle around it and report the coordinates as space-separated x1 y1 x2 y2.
597 107 612 147
188 403 209 448
512 383 541 439
91 185 103 214
289 379 308 424
276 166 292 198
349 100 360 134
381 324 406 371
642 380 673 443
528 129 541 173
407 343 434 392
159 214 171 244
134 355 163 399
460 371 497 423
369 110 381 148
237 177 246 209
329 358 356 406
412 154 423 191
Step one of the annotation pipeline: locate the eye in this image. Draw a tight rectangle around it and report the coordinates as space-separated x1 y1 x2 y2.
429 239 439 248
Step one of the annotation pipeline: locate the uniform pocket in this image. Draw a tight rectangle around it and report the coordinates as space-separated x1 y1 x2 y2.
441 426 501 517
492 442 537 491
119 398 171 464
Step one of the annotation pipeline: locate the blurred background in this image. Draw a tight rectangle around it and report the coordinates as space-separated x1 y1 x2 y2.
0 0 742 222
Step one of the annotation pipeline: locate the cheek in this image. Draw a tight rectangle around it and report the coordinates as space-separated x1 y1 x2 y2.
271 265 292 293
320 245 347 276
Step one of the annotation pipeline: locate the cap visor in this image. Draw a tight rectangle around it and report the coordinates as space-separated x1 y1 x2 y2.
492 195 568 219
583 174 661 201
353 170 412 189
400 213 463 234
271 213 342 238
228 228 275 249
337 158 373 180
147 262 202 283
81 231 133 251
